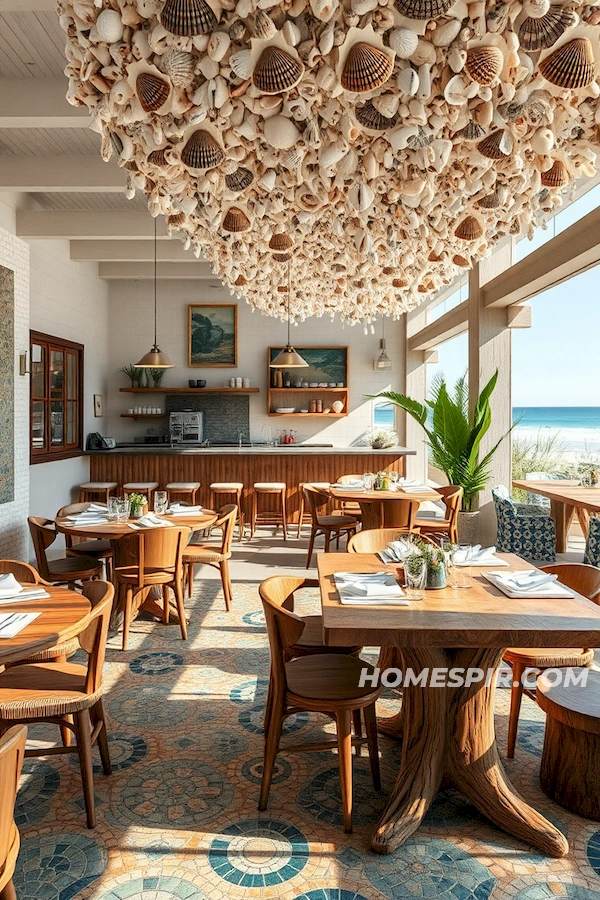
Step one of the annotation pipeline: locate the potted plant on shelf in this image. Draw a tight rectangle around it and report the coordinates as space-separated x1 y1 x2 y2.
367 427 398 449
120 364 139 389
150 368 166 389
128 492 148 519
373 371 512 542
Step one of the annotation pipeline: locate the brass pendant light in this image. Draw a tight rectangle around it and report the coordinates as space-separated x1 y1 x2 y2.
135 217 174 368
270 261 308 368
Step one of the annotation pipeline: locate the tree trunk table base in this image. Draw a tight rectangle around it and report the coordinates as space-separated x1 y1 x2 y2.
371 646 569 858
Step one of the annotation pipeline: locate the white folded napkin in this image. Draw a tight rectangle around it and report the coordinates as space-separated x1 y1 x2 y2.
331 483 363 491
453 545 509 567
167 506 203 515
377 539 415 564
0 611 41 638
498 570 558 592
87 503 108 512
0 573 23 598
401 484 431 493
483 569 572 599
64 518 109 527
334 572 408 605
129 513 174 528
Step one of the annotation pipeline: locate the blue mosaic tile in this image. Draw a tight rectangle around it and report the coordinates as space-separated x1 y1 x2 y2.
69 732 147 774
242 755 292 785
230 677 269 704
114 759 234 827
587 830 600 876
129 650 184 675
295 892 371 900
363 836 495 900
242 610 266 628
16 760 60 828
197 727 249 762
515 886 600 900
297 765 385 827
515 719 545 757
238 703 309 735
98 876 205 899
208 819 309 886
14 832 107 900
336 847 363 869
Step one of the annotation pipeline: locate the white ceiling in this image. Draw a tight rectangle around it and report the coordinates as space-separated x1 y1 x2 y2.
0 127 100 155
0 11 65 77
32 191 149 211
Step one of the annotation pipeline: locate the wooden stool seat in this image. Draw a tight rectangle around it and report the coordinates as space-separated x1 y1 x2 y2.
78 482 117 503
210 482 243 491
166 482 201 505
251 483 287 540
210 483 245 539
537 669 600 819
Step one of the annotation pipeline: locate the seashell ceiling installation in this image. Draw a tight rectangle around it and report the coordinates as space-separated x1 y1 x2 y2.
59 0 600 323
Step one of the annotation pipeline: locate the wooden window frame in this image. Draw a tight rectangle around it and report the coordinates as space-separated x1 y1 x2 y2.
30 330 84 464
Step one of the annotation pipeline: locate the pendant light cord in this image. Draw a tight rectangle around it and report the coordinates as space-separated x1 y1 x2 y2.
154 217 158 347
287 261 291 346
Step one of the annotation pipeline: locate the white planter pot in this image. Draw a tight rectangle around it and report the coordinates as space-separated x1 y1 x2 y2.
457 510 480 544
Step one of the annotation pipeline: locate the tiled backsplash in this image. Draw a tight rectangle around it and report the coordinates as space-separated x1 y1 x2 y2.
166 394 250 443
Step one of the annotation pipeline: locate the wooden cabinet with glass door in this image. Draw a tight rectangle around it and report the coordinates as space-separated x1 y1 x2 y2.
30 331 84 463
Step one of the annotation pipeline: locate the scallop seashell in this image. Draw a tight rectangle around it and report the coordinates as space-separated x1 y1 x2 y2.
388 27 419 59
452 254 470 267
530 126 554 154
269 232 293 251
95 8 124 43
229 49 252 80
539 38 595 89
253 9 277 40
477 129 512 159
263 114 301 149
355 100 398 130
147 148 170 166
394 0 455 21
234 274 247 286
540 159 570 187
136 72 171 112
455 216 483 241
519 7 577 52
476 191 501 209
160 0 217 36
222 207 251 232
341 42 394 93
161 49 195 87
272 252 292 262
465 46 504 86
225 166 254 191
459 121 486 141
252 46 304 94
181 129 224 170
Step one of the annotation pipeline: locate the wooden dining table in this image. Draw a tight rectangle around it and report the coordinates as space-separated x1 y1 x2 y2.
317 551 600 858
328 485 441 529
0 586 91 667
512 478 600 552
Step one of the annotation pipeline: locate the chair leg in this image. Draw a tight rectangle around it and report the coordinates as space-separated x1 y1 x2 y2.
325 529 331 552
173 578 187 641
281 491 288 541
251 492 257 537
73 709 96 829
352 709 363 756
220 559 232 612
363 702 381 792
259 696 284 811
507 661 524 759
60 713 73 748
0 879 17 900
162 584 170 624
122 587 133 651
306 527 317 568
263 674 274 737
90 698 112 776
336 708 353 833
297 491 305 539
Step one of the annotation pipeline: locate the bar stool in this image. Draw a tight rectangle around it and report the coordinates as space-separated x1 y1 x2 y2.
296 482 330 538
78 482 117 503
210 482 245 539
166 482 201 506
122 482 159 506
251 483 288 540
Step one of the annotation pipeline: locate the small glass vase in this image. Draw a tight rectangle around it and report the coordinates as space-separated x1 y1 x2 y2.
130 503 147 519
426 562 447 590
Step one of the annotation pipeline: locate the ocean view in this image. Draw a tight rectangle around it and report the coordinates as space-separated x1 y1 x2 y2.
513 407 600 452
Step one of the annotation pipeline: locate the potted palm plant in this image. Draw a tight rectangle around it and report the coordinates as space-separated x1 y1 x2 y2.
373 371 512 542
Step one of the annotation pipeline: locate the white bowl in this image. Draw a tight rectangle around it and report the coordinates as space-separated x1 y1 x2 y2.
275 407 295 414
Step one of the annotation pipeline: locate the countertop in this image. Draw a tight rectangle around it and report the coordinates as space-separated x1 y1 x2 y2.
86 444 416 457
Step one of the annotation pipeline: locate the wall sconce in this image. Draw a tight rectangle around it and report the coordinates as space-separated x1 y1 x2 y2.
19 353 30 376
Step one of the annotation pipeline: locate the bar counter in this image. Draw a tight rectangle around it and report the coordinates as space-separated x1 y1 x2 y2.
88 445 415 523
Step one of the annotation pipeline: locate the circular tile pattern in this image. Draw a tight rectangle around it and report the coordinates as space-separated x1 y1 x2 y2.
70 732 147 774
107 684 199 731
242 610 265 628
230 677 269 705
14 832 107 900
295 891 371 900
242 756 292 786
208 819 309 887
196 728 249 763
363 836 496 900
98 875 206 899
588 830 600 876
238 703 309 736
129 651 184 676
15 760 60 828
117 759 234 827
424 788 484 829
297 766 384 827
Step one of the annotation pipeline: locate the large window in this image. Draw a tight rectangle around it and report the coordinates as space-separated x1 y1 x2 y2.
30 331 84 463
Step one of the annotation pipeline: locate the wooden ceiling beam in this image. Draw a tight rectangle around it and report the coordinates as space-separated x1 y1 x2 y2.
70 240 199 262
0 78 90 128
0 156 124 191
17 210 169 239
99 262 215 279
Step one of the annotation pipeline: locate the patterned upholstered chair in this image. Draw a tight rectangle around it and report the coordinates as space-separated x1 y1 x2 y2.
584 516 600 568
492 485 556 562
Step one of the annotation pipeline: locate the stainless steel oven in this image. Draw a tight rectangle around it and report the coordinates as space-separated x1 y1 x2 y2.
169 412 203 444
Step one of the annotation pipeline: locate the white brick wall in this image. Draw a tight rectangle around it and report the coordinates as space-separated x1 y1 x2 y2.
0 225 29 559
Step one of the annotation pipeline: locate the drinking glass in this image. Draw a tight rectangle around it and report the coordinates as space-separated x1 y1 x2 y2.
404 556 427 600
389 471 399 489
116 499 130 524
363 472 374 491
154 490 168 515
107 497 119 521
450 545 473 589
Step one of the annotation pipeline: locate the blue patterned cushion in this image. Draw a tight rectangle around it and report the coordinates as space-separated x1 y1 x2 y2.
584 517 600 568
492 485 556 562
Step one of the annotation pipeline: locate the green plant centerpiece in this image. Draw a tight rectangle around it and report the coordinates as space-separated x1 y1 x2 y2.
372 371 512 513
128 492 148 519
368 427 398 449
405 535 447 590
120 363 139 388
150 368 166 388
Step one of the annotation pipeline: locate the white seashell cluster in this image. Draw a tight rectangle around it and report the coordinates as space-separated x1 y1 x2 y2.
59 0 600 323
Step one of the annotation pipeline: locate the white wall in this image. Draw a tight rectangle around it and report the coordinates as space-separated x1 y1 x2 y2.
106 279 404 447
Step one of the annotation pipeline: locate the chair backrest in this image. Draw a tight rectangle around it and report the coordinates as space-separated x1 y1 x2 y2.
259 576 307 694
79 580 114 695
437 485 463 519
303 485 330 521
28 517 57 581
348 528 437 553
56 502 108 548
540 563 600 603
492 486 516 518
214 504 237 556
111 526 191 589
584 516 600 567
0 724 26 885
336 474 363 484
0 560 43 584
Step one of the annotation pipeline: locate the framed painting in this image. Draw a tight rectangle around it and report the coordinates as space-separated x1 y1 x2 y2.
188 304 237 367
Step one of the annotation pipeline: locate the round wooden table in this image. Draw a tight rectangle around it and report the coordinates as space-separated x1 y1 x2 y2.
0 586 91 667
328 485 441 529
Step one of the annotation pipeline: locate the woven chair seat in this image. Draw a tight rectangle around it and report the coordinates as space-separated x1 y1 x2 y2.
20 637 80 664
0 662 103 720
504 647 593 669
183 543 228 564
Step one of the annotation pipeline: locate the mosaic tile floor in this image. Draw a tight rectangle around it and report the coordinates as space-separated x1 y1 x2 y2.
12 571 600 900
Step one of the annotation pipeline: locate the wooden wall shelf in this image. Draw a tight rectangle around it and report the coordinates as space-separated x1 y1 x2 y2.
120 387 259 394
267 347 349 418
268 412 346 418
121 413 165 419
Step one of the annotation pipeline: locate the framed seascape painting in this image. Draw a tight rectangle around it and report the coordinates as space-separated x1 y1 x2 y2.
188 304 237 367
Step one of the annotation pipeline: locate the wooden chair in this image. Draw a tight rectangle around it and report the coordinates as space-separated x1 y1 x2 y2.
0 581 114 829
504 563 600 758
0 560 79 666
277 577 362 661
296 482 331 538
28 517 102 587
335 474 365 521
258 575 381 833
57 502 113 576
183 505 237 611
348 526 425 554
414 485 463 544
0 725 27 900
304 485 358 568
111 526 191 650
209 484 245 539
